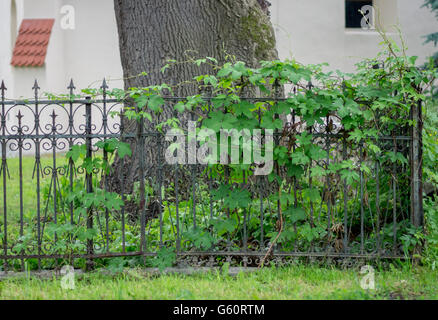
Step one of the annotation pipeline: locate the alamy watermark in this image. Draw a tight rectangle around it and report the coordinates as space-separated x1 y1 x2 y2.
60 265 76 290
360 5 375 30
60 5 75 30
165 121 274 176
359 265 375 290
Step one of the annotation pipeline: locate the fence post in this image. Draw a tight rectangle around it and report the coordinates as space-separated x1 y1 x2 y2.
0 81 7 272
137 102 147 255
85 96 94 270
410 100 424 228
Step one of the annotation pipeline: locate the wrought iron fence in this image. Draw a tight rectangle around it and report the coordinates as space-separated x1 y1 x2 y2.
0 79 423 271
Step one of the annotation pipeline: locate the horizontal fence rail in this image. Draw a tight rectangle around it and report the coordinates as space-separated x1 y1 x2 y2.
0 79 423 271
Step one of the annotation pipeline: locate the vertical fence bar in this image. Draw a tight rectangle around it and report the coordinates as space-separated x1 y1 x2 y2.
208 169 213 220
325 115 332 251
392 138 398 255
190 113 197 230
242 170 248 252
290 106 298 252
308 127 314 229
259 176 264 250
175 161 180 253
157 113 163 248
307 109 315 253
137 105 146 256
343 137 349 253
32 80 42 270
85 97 94 270
257 106 264 250
171 107 181 253
17 110 24 271
120 110 126 253
410 100 424 228
67 80 75 224
101 79 110 252
67 80 75 266
359 142 364 254
1 81 7 272
49 109 59 270
375 158 381 255
274 81 282 252
191 165 197 229
225 166 231 250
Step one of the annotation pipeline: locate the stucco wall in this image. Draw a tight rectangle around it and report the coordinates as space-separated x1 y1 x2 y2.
9 0 123 99
0 0 23 99
60 0 123 92
271 0 438 72
2 0 438 96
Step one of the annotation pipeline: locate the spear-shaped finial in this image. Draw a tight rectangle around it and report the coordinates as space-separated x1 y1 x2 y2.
1 80 7 100
32 79 40 99
67 78 76 95
17 110 23 121
307 81 314 90
100 78 109 90
32 79 40 90
50 109 58 121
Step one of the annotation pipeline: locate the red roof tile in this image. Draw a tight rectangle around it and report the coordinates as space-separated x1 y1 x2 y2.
11 19 55 67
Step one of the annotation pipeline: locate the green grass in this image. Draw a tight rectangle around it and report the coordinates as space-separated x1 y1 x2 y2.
1 156 437 300
0 265 437 300
0 154 68 219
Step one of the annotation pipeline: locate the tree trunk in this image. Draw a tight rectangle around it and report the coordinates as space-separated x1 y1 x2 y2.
110 0 278 218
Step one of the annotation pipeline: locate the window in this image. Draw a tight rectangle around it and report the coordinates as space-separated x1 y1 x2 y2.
345 0 373 28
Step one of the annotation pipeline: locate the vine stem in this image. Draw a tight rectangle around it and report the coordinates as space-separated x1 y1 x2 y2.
258 186 284 268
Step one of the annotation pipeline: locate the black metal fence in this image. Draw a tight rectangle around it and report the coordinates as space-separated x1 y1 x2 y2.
0 79 423 271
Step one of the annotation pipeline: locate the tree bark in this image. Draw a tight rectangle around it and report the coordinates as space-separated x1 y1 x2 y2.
110 0 279 217
114 0 277 93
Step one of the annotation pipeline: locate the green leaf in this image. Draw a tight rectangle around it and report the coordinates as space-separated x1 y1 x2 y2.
151 247 176 272
211 218 237 236
66 145 87 162
303 188 321 202
148 95 165 111
285 207 307 223
287 164 304 178
117 141 132 159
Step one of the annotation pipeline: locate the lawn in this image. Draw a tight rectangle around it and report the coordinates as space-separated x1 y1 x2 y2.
0 153 69 219
1 157 437 300
0 265 437 300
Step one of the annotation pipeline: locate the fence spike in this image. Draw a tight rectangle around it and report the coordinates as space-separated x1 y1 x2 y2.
32 79 40 91
1 80 7 100
32 79 40 99
307 81 313 90
50 109 57 121
67 78 76 94
100 78 109 90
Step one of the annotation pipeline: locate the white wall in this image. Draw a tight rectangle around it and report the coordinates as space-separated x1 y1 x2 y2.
11 0 123 99
0 0 20 98
60 0 123 92
11 0 61 99
271 0 438 72
3 0 438 97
